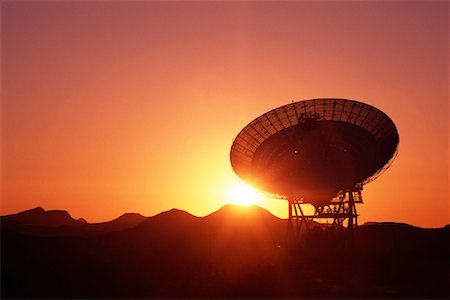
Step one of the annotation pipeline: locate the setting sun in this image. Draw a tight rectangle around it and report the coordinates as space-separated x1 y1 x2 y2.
226 180 264 207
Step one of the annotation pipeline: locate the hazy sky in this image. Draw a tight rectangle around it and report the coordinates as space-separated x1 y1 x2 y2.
1 1 448 227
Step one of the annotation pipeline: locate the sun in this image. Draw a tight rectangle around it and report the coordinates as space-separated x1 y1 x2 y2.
226 180 263 207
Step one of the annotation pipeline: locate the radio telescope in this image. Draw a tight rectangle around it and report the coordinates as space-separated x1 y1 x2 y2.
230 98 399 233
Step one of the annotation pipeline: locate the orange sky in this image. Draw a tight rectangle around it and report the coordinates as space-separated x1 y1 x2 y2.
1 1 448 227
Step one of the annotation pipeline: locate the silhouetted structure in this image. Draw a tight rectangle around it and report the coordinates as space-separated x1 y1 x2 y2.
230 99 399 236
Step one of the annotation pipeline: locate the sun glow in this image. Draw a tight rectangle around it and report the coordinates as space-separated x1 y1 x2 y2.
226 180 264 207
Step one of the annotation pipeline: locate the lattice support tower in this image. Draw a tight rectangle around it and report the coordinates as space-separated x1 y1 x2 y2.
287 188 363 240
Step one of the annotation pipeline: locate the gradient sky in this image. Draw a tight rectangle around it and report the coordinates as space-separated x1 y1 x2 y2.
1 1 448 227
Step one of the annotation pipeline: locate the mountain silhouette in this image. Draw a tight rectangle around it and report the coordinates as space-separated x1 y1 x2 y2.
1 205 448 299
1 207 149 237
90 212 147 232
1 207 84 227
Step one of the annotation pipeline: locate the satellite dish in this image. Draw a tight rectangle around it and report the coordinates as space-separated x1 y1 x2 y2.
230 98 399 231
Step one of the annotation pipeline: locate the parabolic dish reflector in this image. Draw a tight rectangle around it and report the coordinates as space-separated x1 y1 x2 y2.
230 98 399 204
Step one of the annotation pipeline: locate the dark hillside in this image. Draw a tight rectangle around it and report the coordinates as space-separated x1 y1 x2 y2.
1 206 448 298
1 207 84 228
1 207 149 237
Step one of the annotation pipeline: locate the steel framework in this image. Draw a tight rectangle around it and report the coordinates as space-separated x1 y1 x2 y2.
286 189 363 239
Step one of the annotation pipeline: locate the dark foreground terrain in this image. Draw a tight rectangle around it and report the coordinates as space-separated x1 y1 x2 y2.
1 205 448 299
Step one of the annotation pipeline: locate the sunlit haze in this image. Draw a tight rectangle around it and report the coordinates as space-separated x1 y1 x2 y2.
1 1 448 227
226 180 264 207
